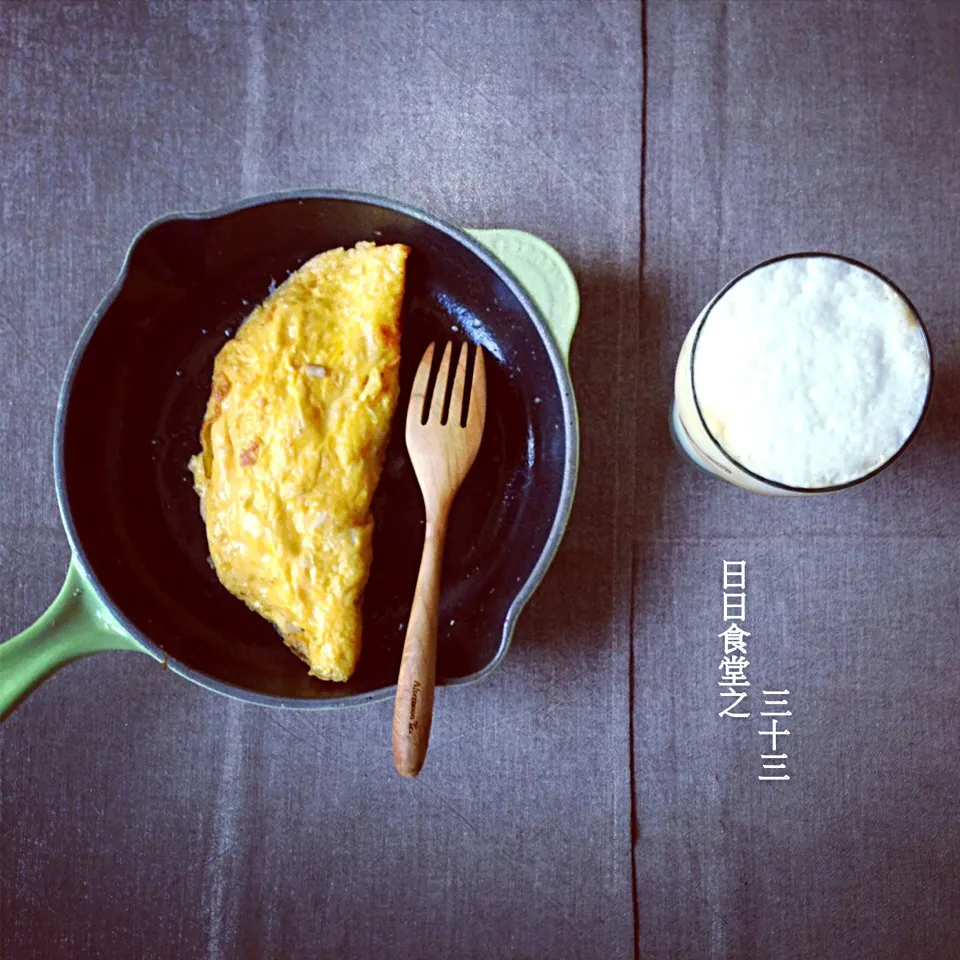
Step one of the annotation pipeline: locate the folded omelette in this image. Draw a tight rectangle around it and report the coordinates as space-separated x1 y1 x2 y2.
189 241 409 681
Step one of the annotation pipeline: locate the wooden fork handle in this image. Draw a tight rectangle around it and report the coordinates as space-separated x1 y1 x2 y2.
393 512 449 777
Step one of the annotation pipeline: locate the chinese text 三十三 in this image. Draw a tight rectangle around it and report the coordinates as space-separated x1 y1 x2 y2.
759 689 792 781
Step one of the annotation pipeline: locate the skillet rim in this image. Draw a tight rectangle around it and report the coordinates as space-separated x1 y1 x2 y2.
53 189 579 709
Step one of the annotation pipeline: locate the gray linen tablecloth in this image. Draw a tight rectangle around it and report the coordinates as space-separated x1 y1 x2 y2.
2 2 960 958
639 2 960 958
1 3 639 958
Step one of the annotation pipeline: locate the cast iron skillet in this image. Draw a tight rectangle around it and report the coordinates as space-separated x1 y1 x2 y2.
0 191 579 715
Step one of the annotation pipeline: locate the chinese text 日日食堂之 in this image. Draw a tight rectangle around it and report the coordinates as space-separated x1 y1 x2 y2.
719 560 749 718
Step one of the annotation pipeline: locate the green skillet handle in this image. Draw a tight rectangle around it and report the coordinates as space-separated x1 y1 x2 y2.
466 229 580 363
0 557 146 720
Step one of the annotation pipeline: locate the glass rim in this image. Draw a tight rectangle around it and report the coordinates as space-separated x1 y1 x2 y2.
688 251 935 494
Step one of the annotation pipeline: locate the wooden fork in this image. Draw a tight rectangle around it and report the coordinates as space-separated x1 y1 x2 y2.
393 342 487 777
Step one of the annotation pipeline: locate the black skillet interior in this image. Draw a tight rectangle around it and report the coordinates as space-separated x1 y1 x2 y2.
61 197 567 702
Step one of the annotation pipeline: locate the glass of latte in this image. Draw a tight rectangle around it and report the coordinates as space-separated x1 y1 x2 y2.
671 254 932 495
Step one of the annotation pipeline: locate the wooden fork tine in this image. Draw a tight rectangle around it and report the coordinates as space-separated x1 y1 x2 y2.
448 343 469 426
429 342 453 423
467 346 487 435
407 342 435 429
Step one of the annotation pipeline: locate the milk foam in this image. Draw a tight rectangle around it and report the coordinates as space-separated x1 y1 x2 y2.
692 257 930 488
